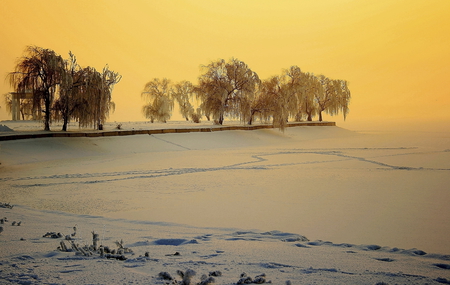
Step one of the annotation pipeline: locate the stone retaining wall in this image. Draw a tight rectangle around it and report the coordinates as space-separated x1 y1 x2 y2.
0 121 335 141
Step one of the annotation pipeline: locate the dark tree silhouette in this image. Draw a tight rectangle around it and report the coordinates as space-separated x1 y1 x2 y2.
8 46 65 131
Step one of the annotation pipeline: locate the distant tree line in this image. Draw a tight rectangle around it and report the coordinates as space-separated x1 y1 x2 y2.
142 58 351 130
7 46 121 131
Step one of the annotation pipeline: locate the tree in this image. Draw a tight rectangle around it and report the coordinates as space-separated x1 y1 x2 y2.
71 66 100 128
301 73 320 121
248 86 274 125
96 65 121 130
337 80 351 120
67 65 120 130
258 75 291 131
142 78 174 123
172 81 195 121
315 75 351 121
196 58 259 125
283 66 304 121
315 75 334 122
8 46 65 131
53 52 85 131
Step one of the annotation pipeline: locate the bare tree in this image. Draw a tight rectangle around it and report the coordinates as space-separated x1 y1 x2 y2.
196 58 259 125
141 78 174 123
8 46 65 131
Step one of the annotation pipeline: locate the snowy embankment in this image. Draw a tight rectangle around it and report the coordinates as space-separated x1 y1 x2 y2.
1 121 450 284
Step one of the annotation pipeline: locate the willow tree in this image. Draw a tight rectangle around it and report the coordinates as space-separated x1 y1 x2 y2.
53 52 86 131
69 66 120 130
196 58 259 125
257 75 292 131
315 75 351 122
96 66 121 129
300 73 320 121
142 78 174 123
172 80 195 121
8 46 65 131
71 66 100 128
248 84 275 125
283 66 305 121
337 80 351 120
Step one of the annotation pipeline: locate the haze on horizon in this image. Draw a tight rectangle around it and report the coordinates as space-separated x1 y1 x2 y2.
1 0 449 132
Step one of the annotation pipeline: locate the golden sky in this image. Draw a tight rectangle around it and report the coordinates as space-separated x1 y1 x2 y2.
1 0 449 131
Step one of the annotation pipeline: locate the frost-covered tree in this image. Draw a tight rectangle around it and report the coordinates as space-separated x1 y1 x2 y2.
172 80 195 121
66 65 120 130
315 75 351 121
96 65 121 129
248 86 274 125
283 66 304 121
258 75 292 131
142 78 174 123
8 46 65 131
53 52 86 131
196 58 259 125
337 79 351 120
8 46 120 131
315 75 335 122
71 66 120 130
300 73 320 121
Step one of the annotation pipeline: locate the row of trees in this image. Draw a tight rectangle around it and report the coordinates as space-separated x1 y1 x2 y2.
7 46 121 131
142 58 351 130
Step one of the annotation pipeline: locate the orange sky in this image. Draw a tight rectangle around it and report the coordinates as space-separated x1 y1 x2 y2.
1 0 449 131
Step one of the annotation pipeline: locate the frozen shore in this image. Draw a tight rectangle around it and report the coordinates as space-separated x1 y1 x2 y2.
1 121 449 284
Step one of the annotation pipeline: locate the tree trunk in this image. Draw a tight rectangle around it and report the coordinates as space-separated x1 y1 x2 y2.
44 97 51 131
62 117 68 131
248 110 256 125
218 113 224 125
318 111 323 122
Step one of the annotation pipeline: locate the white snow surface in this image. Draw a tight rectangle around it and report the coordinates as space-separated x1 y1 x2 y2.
1 120 450 284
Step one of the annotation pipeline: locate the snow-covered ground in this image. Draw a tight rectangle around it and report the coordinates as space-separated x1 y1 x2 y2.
1 120 449 284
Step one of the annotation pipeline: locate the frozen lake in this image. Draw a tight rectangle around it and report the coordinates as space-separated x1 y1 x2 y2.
1 125 449 254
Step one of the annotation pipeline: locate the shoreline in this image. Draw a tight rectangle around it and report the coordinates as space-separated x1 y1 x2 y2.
0 121 335 141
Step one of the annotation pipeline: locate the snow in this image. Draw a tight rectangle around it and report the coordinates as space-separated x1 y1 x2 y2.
1 120 450 284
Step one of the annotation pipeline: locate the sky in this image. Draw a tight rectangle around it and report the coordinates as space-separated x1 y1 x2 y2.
1 0 449 131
